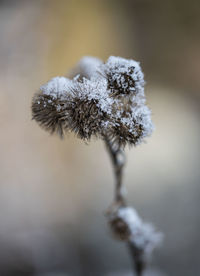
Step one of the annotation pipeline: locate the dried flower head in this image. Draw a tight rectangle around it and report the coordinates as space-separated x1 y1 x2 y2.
99 56 145 97
106 104 153 147
32 76 112 140
32 77 73 137
67 77 112 139
32 56 154 147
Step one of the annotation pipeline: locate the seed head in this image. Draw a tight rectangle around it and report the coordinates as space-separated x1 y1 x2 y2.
32 77 74 137
107 104 154 148
66 77 111 140
32 76 111 140
99 56 145 97
32 56 154 147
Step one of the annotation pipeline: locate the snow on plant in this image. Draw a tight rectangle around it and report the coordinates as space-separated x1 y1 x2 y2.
31 56 163 276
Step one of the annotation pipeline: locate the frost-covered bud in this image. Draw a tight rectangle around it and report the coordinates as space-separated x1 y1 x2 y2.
32 56 154 148
107 104 154 148
100 56 145 97
108 207 141 241
108 207 163 255
32 77 74 137
32 76 112 140
95 56 153 147
66 77 111 139
70 56 103 80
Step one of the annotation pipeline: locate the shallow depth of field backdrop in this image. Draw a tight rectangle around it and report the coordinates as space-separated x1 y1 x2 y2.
0 0 200 275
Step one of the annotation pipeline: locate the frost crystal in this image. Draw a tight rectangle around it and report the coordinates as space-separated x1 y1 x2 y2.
32 56 154 147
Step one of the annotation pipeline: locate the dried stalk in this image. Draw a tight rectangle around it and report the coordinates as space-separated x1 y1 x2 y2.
104 135 145 276
104 135 126 205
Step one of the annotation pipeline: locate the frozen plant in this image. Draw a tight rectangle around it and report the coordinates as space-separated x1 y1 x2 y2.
32 56 153 147
31 56 163 276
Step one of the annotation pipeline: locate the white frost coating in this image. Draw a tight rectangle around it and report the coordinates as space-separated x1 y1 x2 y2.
100 56 145 96
109 101 154 143
40 77 73 99
35 56 154 145
132 105 154 139
73 77 114 115
92 55 153 142
38 75 115 118
106 56 141 73
118 207 163 254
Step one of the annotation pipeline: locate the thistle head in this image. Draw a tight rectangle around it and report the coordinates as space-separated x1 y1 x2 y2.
32 76 112 140
100 56 145 97
32 77 74 137
32 56 154 147
98 56 153 147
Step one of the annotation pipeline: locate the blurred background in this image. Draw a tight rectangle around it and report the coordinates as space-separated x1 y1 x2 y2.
0 0 200 275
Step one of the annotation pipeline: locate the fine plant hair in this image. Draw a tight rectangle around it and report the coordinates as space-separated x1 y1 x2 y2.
32 56 163 276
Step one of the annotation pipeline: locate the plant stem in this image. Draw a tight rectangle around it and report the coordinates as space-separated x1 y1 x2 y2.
104 136 145 276
128 243 145 276
104 136 126 205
